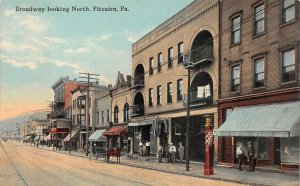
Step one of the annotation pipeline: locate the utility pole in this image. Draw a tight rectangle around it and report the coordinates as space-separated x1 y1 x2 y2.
47 101 54 150
78 72 100 156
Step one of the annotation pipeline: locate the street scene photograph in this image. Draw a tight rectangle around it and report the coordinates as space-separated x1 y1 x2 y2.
0 0 299 185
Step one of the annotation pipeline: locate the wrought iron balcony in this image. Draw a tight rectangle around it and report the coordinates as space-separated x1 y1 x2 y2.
190 90 213 107
130 76 144 90
185 45 213 68
131 104 144 117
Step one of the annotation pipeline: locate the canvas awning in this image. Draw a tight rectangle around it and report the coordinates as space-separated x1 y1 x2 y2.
128 120 154 127
217 101 300 137
89 129 106 141
63 129 79 142
103 126 128 137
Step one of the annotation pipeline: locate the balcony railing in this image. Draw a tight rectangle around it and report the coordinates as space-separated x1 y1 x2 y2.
131 104 144 117
190 91 213 106
130 76 144 90
191 44 213 63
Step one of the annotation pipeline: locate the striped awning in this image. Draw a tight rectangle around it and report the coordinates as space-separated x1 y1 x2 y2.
217 101 300 137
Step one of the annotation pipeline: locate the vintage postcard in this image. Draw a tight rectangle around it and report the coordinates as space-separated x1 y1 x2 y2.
0 0 299 185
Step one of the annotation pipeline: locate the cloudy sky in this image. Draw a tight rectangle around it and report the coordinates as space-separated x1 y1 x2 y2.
0 0 194 120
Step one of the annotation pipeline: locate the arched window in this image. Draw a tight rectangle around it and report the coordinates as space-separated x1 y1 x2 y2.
123 103 129 122
114 106 119 123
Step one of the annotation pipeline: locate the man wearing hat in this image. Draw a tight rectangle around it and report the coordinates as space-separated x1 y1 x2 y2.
247 141 255 171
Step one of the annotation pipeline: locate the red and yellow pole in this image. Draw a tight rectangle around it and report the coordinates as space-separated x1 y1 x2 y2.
204 114 214 175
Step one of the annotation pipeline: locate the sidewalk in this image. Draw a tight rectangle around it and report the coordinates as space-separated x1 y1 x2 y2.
38 145 299 186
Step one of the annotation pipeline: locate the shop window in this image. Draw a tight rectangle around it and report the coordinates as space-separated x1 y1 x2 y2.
258 138 270 160
281 137 300 163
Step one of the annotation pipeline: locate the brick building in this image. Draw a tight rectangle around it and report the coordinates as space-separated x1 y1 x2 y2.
217 0 299 169
130 0 220 161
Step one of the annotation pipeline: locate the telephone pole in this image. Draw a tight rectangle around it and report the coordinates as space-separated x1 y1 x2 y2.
78 72 100 156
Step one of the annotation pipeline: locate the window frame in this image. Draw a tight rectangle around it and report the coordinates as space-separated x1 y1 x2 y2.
101 111 104 124
149 88 153 107
178 42 184 64
253 2 266 37
168 47 173 68
157 85 162 105
123 103 129 123
281 0 297 25
230 12 242 46
114 106 119 123
177 79 183 101
253 56 266 89
167 82 173 103
281 47 297 84
230 63 241 93
157 52 162 73
149 57 154 76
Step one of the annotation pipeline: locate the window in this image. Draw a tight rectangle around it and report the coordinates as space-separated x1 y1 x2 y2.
282 0 296 24
157 85 162 105
123 103 129 122
196 85 211 98
101 111 104 124
97 111 99 125
178 42 184 64
231 65 240 92
254 58 265 88
231 15 241 44
167 82 173 103
282 49 296 83
158 53 162 72
149 57 154 75
168 47 173 68
177 79 183 101
114 106 119 123
254 4 265 35
73 100 76 109
149 88 153 106
107 110 109 122
77 114 79 125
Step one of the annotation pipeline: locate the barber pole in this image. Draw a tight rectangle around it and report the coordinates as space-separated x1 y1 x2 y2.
204 115 214 175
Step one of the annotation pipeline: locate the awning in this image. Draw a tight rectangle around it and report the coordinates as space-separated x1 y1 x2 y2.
89 129 106 141
129 120 154 127
103 126 128 137
63 129 79 142
217 101 300 137
51 128 69 134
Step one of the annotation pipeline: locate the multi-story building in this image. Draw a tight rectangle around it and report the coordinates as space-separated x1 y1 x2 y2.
217 0 299 170
130 0 220 161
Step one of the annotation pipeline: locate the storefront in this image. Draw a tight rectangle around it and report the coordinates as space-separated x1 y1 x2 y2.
63 129 80 150
103 126 128 151
218 101 300 169
89 129 107 155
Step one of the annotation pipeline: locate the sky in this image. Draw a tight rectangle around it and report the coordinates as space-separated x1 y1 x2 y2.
0 0 194 121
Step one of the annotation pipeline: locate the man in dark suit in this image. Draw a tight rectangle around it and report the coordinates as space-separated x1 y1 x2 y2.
248 141 255 171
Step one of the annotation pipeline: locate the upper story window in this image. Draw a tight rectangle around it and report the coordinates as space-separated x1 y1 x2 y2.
123 103 129 122
97 111 99 125
282 0 296 24
107 110 110 122
114 106 119 123
231 64 241 92
254 58 265 88
231 14 241 45
254 4 265 36
167 82 173 103
158 53 162 72
149 88 153 107
149 57 154 75
168 47 173 68
157 85 162 105
178 42 184 64
282 48 296 83
73 99 76 109
101 111 104 124
177 79 183 101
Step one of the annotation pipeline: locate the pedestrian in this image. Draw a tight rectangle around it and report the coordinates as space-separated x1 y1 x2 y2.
165 144 171 163
169 143 176 163
157 145 163 163
247 141 255 172
178 142 185 163
145 140 150 156
139 141 143 156
236 143 246 171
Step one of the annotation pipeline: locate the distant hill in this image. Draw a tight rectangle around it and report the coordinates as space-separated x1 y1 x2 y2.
0 110 49 131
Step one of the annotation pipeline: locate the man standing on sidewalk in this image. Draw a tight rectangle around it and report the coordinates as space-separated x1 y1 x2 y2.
248 141 255 172
169 143 176 163
236 143 246 171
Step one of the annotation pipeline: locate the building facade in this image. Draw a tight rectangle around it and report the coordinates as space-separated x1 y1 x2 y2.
130 0 221 161
217 0 300 169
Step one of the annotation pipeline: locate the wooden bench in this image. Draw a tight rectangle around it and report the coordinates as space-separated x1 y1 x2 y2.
106 148 121 163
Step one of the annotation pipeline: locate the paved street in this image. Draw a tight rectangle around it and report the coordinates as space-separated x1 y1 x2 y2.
0 141 243 186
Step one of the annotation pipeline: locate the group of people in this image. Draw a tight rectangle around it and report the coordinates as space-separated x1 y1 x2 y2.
236 141 256 171
157 142 185 163
139 140 151 156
